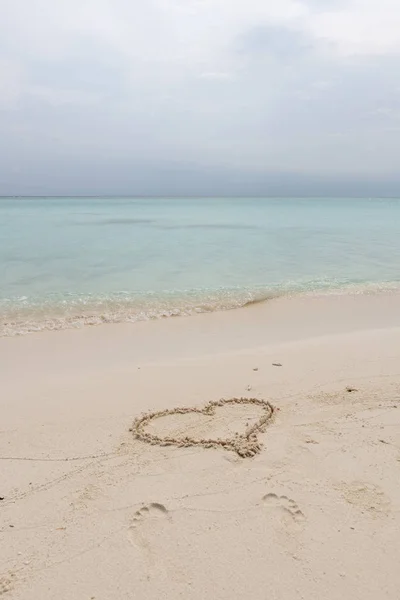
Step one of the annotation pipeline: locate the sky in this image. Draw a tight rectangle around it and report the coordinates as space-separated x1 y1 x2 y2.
1 0 400 196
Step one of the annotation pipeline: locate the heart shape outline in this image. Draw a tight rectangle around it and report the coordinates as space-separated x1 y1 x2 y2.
131 397 275 458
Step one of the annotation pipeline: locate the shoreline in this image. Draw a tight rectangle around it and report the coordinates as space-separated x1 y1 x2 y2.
1 291 400 599
2 281 400 338
2 291 400 380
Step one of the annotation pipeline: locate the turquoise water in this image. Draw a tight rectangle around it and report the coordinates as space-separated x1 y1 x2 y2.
1 197 400 336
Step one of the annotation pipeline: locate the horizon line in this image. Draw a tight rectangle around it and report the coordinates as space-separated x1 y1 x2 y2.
1 195 400 200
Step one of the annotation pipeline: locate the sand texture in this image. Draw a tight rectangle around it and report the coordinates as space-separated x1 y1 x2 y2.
1 293 400 599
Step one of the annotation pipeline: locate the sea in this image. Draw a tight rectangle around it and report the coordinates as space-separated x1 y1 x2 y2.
1 196 399 336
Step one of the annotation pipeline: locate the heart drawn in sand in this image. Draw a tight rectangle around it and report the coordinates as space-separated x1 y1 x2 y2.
131 397 275 458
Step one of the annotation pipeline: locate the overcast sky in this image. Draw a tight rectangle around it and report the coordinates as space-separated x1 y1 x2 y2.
1 0 400 195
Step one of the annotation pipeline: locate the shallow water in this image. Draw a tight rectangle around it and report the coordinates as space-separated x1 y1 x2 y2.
1 196 399 335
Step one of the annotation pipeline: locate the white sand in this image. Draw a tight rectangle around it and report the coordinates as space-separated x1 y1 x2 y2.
1 293 400 599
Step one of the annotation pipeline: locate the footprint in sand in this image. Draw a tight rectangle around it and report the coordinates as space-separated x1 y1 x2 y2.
334 481 390 516
128 503 171 558
0 575 14 596
262 493 305 523
130 502 169 527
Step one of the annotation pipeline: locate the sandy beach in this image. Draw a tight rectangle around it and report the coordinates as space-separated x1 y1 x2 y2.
1 292 400 599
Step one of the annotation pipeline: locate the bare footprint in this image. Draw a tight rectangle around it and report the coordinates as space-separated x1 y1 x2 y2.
0 575 14 596
128 503 171 561
130 502 169 527
262 493 305 523
334 481 390 517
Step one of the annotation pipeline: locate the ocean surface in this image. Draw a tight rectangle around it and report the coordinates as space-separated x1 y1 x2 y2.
1 196 399 336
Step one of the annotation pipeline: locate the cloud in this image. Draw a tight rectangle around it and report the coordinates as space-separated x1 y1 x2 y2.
1 0 400 194
199 72 235 80
305 0 400 56
0 57 25 109
27 86 101 106
236 24 314 61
